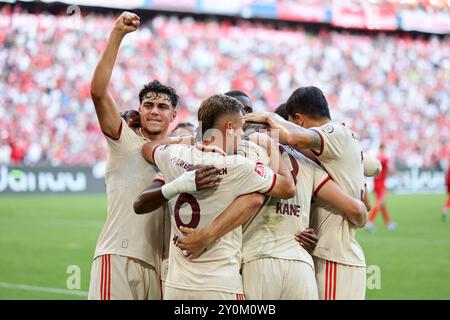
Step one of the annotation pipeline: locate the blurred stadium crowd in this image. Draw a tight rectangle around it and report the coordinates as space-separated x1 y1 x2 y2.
279 0 450 13
0 5 448 168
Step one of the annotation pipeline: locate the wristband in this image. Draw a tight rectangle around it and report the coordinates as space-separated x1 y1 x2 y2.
161 170 197 200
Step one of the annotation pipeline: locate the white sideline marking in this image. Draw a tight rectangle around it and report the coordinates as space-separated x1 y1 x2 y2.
0 282 88 297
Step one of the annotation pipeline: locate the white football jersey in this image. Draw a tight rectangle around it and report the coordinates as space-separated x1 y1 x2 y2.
309 122 366 266
94 119 165 273
153 143 276 293
238 142 329 269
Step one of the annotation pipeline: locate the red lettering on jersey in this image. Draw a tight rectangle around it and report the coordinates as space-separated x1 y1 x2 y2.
282 203 289 215
276 202 282 214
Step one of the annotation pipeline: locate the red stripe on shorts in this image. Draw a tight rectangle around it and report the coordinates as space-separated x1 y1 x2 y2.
100 256 104 300
324 260 328 300
328 261 333 300
333 262 337 300
107 254 111 300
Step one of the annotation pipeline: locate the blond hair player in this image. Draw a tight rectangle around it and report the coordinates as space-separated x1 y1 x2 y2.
137 94 295 299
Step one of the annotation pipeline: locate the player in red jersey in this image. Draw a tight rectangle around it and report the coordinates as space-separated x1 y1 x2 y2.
442 166 450 222
366 144 396 232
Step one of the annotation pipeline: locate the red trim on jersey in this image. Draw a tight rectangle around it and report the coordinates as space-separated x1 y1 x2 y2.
314 175 331 198
102 121 123 141
151 144 164 164
195 144 227 156
152 177 166 184
264 174 277 195
236 294 246 300
310 128 324 156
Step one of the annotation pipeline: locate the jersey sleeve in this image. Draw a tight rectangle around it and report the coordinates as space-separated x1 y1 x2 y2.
311 161 332 198
152 172 165 185
310 123 347 160
237 140 271 165
233 157 276 196
104 118 140 154
152 144 171 169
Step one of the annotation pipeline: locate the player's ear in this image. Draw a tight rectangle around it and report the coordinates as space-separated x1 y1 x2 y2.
170 109 177 123
294 113 304 126
224 121 234 137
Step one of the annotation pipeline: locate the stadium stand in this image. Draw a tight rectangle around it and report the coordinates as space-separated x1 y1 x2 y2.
0 4 448 168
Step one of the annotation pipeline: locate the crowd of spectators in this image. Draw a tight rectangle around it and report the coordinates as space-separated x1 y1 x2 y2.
278 0 450 14
0 6 448 168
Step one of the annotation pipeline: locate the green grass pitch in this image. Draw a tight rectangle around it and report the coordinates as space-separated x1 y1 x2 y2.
0 193 448 299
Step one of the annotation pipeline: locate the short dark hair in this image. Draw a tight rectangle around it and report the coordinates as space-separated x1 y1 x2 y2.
274 103 289 120
120 109 139 120
173 122 194 131
225 90 252 113
224 90 249 100
286 86 331 120
197 94 243 136
138 80 179 108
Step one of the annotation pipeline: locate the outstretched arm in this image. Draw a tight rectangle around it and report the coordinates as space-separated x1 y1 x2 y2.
90 12 140 139
244 112 322 152
175 193 265 259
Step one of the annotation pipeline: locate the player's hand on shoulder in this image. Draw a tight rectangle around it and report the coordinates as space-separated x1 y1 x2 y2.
114 11 140 35
243 111 271 124
188 165 222 191
248 132 273 150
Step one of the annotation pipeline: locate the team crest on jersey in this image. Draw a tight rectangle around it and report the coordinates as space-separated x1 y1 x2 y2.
254 162 266 178
323 125 334 134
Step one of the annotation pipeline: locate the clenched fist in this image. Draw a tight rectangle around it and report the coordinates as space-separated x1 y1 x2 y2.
113 11 140 35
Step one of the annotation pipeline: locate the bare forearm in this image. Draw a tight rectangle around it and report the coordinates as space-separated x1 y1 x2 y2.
134 188 167 214
91 31 124 97
158 135 195 146
346 200 368 228
202 194 265 243
317 181 367 227
267 114 321 150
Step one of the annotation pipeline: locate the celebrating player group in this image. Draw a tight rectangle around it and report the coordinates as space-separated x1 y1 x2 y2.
87 11 381 300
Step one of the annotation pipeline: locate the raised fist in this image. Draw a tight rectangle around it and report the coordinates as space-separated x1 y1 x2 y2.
113 11 140 35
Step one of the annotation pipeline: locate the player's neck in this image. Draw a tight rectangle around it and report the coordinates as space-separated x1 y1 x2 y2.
200 140 227 154
139 128 166 142
309 118 330 128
